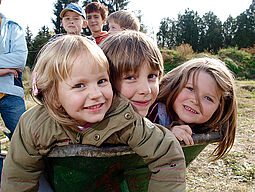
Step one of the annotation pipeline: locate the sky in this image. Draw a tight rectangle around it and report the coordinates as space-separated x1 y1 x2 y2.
0 0 253 37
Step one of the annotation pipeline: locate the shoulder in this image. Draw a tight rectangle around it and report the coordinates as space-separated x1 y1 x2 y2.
49 34 64 42
19 105 55 133
18 105 70 151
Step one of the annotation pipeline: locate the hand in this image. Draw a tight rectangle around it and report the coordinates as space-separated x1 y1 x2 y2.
170 125 194 145
9 69 21 78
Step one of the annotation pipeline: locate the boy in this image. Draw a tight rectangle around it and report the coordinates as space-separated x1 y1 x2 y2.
50 3 94 42
85 2 109 44
60 3 87 35
108 10 140 35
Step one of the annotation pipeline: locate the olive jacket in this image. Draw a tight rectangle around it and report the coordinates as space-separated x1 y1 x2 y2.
1 95 186 192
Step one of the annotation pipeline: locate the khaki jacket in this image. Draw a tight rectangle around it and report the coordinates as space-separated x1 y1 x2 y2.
1 95 186 192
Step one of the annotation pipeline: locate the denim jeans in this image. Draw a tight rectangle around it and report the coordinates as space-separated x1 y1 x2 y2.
0 94 26 135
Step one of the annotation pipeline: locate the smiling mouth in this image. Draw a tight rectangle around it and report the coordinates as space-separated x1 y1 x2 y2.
85 103 103 110
184 105 198 114
132 100 151 107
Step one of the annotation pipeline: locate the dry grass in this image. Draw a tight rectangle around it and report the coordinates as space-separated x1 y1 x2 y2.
0 80 254 191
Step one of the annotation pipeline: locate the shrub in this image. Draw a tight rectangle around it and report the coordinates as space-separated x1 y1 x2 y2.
161 49 187 73
176 42 194 57
218 48 255 79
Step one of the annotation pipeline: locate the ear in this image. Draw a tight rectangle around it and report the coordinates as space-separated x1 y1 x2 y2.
82 20 88 28
102 17 107 25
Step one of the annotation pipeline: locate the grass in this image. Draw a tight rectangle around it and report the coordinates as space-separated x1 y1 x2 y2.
0 80 254 191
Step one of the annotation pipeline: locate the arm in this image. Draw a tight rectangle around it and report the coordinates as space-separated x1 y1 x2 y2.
170 125 194 145
0 22 28 69
119 118 186 192
1 116 44 191
0 68 21 77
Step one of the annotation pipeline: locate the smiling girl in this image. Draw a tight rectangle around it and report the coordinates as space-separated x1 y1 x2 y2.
147 57 237 160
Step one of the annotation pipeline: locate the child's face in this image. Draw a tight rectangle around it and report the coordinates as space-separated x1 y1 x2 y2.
62 11 87 35
115 62 160 117
57 53 113 125
173 71 221 124
86 12 106 34
108 20 123 35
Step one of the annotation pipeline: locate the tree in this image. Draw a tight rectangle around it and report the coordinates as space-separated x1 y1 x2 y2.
222 16 236 48
176 9 201 52
200 11 224 53
157 17 177 49
26 26 52 69
233 11 255 48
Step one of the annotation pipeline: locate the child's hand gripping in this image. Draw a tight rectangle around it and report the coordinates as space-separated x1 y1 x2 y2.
170 125 194 145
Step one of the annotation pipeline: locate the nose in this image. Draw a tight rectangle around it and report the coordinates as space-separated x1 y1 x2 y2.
88 86 102 99
138 80 151 95
190 92 199 105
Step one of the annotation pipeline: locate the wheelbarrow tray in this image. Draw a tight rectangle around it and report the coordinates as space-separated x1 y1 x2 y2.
46 132 221 192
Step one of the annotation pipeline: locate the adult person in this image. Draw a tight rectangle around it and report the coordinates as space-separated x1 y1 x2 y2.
0 0 28 138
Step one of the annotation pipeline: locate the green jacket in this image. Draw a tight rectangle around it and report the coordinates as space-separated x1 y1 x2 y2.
1 95 186 192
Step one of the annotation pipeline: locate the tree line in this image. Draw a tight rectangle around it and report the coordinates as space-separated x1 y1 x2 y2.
25 0 255 69
157 1 255 53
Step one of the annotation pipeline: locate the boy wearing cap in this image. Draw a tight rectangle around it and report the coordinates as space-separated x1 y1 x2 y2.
85 2 109 44
60 3 87 35
50 3 94 42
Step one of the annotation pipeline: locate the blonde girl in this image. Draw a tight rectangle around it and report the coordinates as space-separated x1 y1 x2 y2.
147 57 237 160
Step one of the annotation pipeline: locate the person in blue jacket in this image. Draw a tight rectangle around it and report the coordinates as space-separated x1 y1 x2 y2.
0 0 28 137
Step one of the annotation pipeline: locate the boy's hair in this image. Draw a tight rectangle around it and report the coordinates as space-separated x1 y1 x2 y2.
158 57 237 159
85 2 108 20
60 3 86 19
100 31 164 89
32 35 109 127
108 10 140 31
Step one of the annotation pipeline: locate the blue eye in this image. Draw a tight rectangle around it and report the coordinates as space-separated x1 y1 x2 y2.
205 96 213 102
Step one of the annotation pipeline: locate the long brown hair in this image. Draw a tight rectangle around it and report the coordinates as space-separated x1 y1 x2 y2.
158 57 237 159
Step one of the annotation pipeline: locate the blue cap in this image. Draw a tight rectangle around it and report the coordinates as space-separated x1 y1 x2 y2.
60 3 85 19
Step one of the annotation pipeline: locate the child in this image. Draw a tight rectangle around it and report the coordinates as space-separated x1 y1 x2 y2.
100 30 163 118
101 31 185 190
50 3 95 42
1 35 185 191
147 57 237 160
108 10 140 35
60 3 88 35
85 2 109 44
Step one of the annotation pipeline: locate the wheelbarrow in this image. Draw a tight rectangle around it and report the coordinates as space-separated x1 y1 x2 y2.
45 132 221 192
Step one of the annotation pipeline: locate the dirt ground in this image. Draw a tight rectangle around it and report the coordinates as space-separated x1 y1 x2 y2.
0 80 254 191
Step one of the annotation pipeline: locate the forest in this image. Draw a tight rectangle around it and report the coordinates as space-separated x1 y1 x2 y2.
25 0 255 80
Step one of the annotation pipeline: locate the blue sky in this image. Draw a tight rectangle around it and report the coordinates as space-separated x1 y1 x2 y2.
0 0 252 36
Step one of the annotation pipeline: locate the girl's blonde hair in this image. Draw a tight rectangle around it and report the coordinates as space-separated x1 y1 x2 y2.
32 35 109 127
108 10 140 31
158 57 237 159
100 31 164 89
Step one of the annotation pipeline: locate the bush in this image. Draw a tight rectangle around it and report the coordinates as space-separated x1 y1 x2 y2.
218 48 255 79
161 49 187 73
